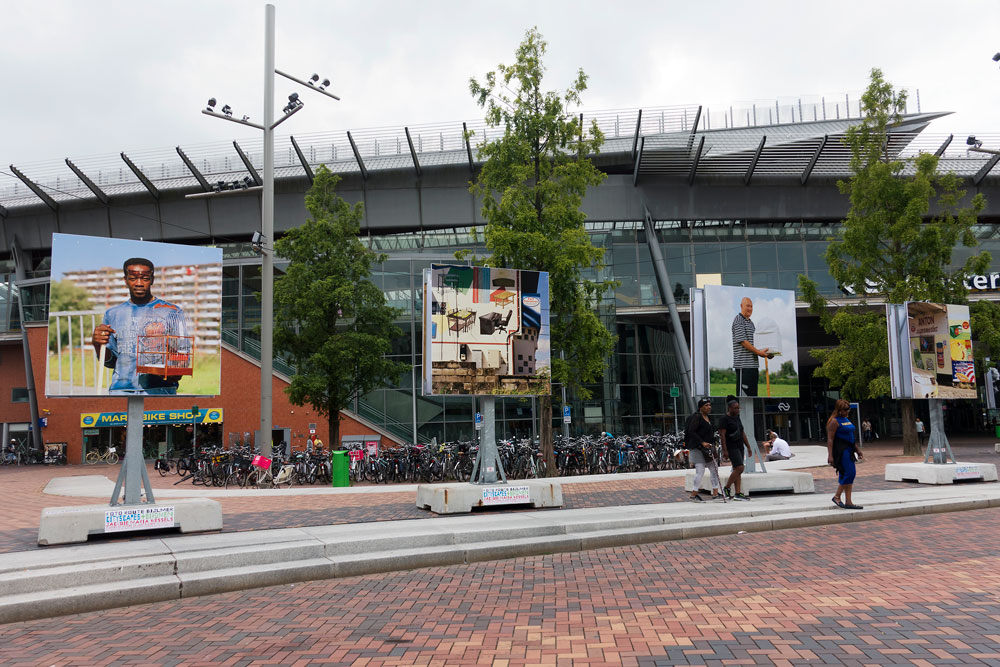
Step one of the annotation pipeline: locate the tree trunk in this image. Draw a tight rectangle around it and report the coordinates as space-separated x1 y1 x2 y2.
540 394 554 477
328 406 341 453
900 398 919 456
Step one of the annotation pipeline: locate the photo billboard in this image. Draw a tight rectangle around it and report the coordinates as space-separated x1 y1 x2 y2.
46 233 223 397
900 302 975 399
422 264 550 396
701 285 799 398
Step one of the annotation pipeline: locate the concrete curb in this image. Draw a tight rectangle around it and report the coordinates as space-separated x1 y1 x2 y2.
2 484 998 624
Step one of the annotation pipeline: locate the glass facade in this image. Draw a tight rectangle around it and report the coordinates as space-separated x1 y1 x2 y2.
5 221 1000 442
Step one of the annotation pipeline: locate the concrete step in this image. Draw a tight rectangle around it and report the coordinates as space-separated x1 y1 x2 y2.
3 485 999 624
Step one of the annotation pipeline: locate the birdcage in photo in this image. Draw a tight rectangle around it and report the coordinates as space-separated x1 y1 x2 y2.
137 334 194 376
755 317 783 357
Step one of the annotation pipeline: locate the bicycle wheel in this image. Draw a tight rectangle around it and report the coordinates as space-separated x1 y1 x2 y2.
108 452 119 465
85 451 99 465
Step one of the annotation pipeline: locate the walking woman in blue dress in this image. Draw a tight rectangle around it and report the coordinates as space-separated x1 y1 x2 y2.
826 399 863 509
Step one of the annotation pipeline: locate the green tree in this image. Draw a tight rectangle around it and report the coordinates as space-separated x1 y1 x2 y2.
469 27 616 472
47 279 92 350
972 300 1000 367
778 360 797 379
800 68 988 455
273 166 409 448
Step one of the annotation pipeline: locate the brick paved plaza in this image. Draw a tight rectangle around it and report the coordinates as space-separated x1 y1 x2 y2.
0 439 998 665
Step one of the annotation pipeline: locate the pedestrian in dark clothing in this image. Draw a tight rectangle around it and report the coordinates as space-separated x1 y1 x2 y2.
719 395 752 500
685 398 722 501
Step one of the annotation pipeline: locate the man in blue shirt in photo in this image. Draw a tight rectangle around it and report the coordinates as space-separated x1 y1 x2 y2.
91 258 187 395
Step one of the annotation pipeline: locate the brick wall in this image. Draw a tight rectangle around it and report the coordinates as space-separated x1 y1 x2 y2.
0 340 32 425
24 326 399 463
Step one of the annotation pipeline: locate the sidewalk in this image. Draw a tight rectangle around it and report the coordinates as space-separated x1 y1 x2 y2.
3 479 1000 624
0 439 997 622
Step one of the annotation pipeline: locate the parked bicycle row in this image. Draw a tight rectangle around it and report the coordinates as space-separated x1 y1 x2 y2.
155 431 701 488
156 447 332 489
2 440 67 466
20 431 703 487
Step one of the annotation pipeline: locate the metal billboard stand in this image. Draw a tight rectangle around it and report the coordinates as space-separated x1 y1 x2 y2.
108 396 156 506
415 265 559 513
923 396 957 464
888 302 958 465
739 397 767 474
688 286 815 495
468 396 507 484
883 302 999 485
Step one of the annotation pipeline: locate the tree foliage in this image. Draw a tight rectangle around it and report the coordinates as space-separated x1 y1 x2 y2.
273 166 409 447
971 299 1000 369
800 68 988 452
468 27 616 469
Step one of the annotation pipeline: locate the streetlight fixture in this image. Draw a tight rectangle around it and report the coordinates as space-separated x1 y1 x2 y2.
201 4 338 457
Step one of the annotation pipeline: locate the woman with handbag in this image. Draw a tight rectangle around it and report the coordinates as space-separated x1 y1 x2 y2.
827 399 863 509
685 397 723 501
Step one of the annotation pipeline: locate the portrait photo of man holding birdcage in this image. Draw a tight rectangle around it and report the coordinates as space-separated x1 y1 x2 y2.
91 258 192 395
45 234 222 398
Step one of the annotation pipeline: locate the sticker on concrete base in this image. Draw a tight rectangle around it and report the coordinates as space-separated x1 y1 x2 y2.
105 506 175 532
482 485 531 505
954 465 984 480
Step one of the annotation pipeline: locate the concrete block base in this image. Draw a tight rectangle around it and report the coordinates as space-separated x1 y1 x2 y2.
416 480 563 514
38 498 222 546
994 443 1000 454
885 462 998 485
685 469 814 495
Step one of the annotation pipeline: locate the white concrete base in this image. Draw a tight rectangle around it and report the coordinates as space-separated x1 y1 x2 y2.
994 443 1000 454
38 498 222 546
885 462 998 485
416 480 563 514
685 469 814 495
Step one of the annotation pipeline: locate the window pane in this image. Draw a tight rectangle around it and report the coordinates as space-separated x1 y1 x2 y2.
749 244 777 272
721 243 748 272
776 243 805 271
693 243 721 273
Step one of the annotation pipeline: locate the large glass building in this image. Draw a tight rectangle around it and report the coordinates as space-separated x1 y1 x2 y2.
4 97 1000 453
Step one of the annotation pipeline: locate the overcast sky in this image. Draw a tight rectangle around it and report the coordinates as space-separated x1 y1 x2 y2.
3 0 1000 173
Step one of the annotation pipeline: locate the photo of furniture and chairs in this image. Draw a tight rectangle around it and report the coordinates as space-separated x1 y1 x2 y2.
423 264 550 396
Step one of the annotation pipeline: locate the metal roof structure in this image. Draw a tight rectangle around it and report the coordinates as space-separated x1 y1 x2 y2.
2 95 999 216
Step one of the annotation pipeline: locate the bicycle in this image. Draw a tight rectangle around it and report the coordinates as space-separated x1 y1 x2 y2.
154 449 177 476
85 447 119 465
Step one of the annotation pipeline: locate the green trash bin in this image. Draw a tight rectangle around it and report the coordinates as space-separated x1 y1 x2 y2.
994 425 1000 439
331 450 350 487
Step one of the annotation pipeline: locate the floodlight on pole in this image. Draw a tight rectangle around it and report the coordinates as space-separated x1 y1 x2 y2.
275 68 341 101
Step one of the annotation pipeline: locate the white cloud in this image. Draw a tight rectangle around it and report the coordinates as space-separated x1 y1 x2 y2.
2 0 999 171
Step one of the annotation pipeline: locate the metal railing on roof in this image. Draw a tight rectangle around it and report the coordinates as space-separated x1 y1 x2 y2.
2 91 907 208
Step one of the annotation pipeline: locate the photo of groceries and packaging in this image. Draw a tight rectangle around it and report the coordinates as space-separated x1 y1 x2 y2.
907 301 975 399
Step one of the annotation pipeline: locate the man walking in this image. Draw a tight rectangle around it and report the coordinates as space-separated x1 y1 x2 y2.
915 417 925 447
732 297 773 397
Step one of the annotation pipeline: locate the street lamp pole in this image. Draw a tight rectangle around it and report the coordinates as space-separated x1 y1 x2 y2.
201 5 337 458
260 3 276 457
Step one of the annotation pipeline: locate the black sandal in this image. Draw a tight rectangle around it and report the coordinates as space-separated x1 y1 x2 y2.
832 497 845 508
844 503 863 510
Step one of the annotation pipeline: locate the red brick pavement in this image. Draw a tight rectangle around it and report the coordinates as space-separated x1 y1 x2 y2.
2 505 1000 664
0 440 995 556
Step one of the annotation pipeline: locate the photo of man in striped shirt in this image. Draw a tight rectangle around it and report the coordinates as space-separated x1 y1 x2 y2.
732 297 773 397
